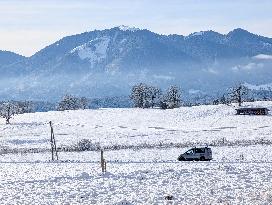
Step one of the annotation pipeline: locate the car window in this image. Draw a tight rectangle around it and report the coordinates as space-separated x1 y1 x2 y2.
195 148 205 153
185 149 194 155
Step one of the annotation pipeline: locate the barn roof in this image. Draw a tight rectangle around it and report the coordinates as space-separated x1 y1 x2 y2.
236 107 269 111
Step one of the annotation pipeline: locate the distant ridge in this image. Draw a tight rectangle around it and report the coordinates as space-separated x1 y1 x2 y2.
0 26 272 102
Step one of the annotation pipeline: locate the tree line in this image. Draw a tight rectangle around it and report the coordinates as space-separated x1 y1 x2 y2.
1 83 271 124
130 83 272 109
0 95 89 124
130 83 182 109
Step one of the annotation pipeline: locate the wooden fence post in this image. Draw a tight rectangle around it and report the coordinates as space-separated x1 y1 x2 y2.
101 149 106 173
49 121 58 161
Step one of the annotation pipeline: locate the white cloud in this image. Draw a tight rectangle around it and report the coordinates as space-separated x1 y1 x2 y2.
231 62 264 71
153 74 175 80
188 89 201 94
203 68 218 74
253 54 272 60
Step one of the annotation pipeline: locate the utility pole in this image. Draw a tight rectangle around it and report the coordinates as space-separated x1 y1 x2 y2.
49 121 58 161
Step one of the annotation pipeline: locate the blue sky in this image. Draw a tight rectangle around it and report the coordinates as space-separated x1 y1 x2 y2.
1 0 272 56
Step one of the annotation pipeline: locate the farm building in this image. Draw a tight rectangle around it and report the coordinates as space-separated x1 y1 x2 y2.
236 107 269 115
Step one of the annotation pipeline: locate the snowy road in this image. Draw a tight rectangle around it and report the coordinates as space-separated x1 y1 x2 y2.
1 145 272 163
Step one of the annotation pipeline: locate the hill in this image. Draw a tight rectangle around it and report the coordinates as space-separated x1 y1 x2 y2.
1 101 271 155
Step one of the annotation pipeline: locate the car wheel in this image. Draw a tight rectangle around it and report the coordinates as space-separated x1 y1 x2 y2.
178 156 185 161
200 157 205 161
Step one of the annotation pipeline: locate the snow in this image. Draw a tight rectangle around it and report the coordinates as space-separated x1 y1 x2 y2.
118 25 140 32
1 162 272 204
1 101 272 204
185 31 205 39
3 101 272 150
1 145 272 163
70 37 110 67
1 101 272 153
191 31 204 36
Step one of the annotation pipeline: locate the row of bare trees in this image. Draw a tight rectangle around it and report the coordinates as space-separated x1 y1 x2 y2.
130 83 181 109
131 83 261 108
0 95 89 124
1 83 270 124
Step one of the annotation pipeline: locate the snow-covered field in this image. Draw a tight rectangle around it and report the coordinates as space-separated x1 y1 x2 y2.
1 162 272 204
0 101 272 204
1 101 272 151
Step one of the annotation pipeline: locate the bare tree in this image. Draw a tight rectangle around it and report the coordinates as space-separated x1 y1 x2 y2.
0 101 20 124
162 85 182 109
213 94 231 105
79 97 89 109
229 84 248 106
149 86 162 108
130 83 148 108
58 95 78 111
17 101 34 113
58 95 89 111
258 87 272 101
130 83 162 108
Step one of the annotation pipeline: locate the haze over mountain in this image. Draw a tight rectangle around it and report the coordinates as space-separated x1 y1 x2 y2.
1 26 272 102
0 51 25 68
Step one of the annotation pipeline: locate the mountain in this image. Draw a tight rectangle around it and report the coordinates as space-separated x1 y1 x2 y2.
0 26 272 102
0 50 25 67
